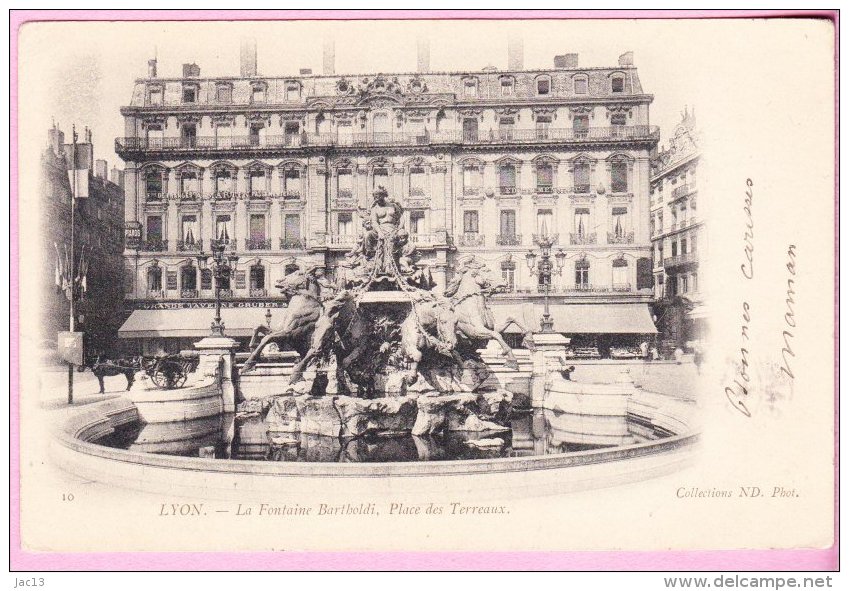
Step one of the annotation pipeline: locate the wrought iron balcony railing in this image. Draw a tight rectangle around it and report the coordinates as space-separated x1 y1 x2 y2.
496 234 522 246
328 234 357 248
180 289 199 299
672 184 694 199
572 184 591 194
607 231 635 244
536 185 554 194
499 186 517 195
249 288 268 298
210 238 236 251
458 233 485 247
141 239 168 252
532 233 559 245
462 187 481 196
145 192 164 202
663 252 697 268
409 233 436 246
218 288 234 298
178 192 200 202
283 190 302 200
570 232 596 245
611 283 632 292
280 238 304 250
536 284 559 293
145 289 166 299
115 126 660 154
177 239 203 252
246 239 272 251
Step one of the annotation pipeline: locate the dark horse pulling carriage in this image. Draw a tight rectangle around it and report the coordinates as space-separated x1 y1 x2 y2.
87 354 199 393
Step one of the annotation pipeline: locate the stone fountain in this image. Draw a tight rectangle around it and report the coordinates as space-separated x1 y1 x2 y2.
239 187 519 440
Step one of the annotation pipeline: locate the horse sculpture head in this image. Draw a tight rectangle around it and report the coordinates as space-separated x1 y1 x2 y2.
274 269 312 302
444 260 505 300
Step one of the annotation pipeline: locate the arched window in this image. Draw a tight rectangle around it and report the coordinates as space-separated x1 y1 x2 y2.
575 257 590 288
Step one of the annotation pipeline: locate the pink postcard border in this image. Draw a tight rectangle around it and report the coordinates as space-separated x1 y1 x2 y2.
9 9 839 572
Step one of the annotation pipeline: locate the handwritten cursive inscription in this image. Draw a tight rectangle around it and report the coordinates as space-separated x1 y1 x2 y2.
779 245 797 379
741 179 755 279
725 301 753 417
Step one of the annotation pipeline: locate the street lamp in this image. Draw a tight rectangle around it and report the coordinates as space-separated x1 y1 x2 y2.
197 240 238 336
526 233 566 333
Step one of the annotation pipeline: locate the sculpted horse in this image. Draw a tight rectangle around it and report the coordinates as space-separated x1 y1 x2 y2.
399 261 518 386
241 270 324 375
447 262 518 370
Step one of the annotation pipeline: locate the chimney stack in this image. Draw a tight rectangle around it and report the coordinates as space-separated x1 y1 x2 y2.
48 123 64 158
240 39 257 77
95 159 108 180
323 39 335 75
299 68 312 75
147 58 157 78
554 53 579 69
110 166 125 189
417 39 430 73
182 63 201 77
507 38 524 70
618 51 634 66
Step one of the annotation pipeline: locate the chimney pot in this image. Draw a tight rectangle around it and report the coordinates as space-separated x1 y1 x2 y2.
618 51 634 66
507 38 524 70
240 40 257 77
417 39 430 73
147 59 157 78
95 159 108 180
323 40 335 75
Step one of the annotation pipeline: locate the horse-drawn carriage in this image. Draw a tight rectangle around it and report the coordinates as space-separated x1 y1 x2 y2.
87 353 199 393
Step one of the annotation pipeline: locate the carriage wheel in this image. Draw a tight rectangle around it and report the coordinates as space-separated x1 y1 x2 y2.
150 369 170 389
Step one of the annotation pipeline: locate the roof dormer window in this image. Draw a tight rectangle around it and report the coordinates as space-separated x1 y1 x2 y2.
500 76 515 96
285 81 301 102
573 74 588 95
463 77 478 98
536 76 551 95
611 75 625 93
182 84 198 103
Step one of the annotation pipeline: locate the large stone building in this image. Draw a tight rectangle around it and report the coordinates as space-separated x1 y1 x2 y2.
116 42 659 356
41 123 126 360
649 107 705 349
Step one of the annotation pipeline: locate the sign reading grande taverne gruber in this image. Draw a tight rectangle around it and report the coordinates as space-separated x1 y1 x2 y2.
131 300 288 310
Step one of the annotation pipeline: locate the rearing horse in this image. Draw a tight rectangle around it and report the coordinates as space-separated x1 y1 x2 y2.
241 270 324 374
446 262 518 369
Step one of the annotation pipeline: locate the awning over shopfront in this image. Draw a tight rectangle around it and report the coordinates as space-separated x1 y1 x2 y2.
553 303 658 334
488 302 657 335
118 308 275 339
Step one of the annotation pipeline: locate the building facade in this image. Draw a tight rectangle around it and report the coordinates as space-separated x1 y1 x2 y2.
649 108 705 349
117 45 659 356
41 123 126 360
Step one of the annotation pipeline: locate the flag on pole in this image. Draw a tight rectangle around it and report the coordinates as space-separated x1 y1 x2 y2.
76 245 88 295
53 242 63 290
63 243 72 300
67 168 89 199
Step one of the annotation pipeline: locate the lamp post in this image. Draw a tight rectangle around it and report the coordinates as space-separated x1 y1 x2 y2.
197 240 238 336
526 233 566 333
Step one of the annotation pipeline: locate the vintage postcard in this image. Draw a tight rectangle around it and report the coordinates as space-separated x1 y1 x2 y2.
11 12 838 570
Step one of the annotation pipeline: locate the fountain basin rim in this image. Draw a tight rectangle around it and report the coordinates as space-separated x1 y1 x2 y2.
51 398 699 479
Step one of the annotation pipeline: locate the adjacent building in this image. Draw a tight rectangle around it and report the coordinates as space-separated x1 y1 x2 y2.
649 107 706 350
116 42 659 357
41 123 126 360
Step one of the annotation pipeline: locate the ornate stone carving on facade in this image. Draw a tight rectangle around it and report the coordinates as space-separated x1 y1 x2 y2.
175 114 201 128
211 114 236 127
406 76 429 94
568 105 594 120
532 107 558 121
458 108 484 121
245 113 272 127
142 115 168 128
495 107 520 120
569 195 595 204
336 77 356 96
606 105 633 118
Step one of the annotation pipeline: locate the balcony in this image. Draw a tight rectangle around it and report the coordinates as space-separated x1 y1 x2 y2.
532 233 559 245
612 283 632 292
462 187 481 197
180 289 199 299
663 252 697 268
178 192 199 202
140 239 168 252
280 238 305 250
499 186 517 195
496 234 522 246
210 238 236 251
115 126 660 156
218 289 234 298
246 238 272 251
563 284 614 293
536 185 554 194
607 231 635 245
177 239 203 252
572 184 591 194
458 233 485 247
410 233 436 247
328 234 357 248
145 192 164 202
536 284 559 293
248 191 270 200
570 232 596 245
213 191 236 201
249 288 268 298
145 290 166 299
672 184 694 199
283 190 302 200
